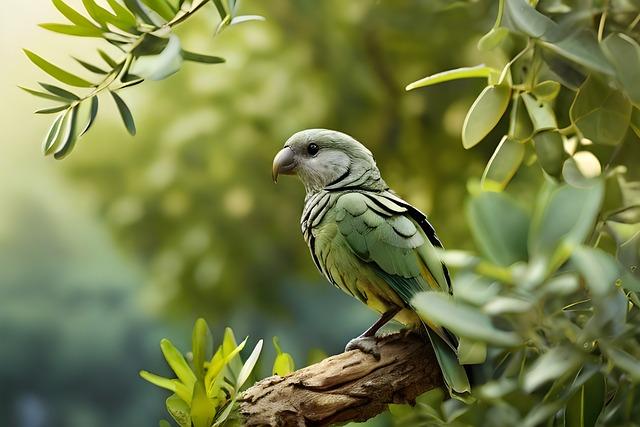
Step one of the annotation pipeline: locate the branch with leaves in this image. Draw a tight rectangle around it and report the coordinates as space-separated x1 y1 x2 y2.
21 0 264 159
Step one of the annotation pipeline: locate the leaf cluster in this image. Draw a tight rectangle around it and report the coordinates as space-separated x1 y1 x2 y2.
22 0 263 159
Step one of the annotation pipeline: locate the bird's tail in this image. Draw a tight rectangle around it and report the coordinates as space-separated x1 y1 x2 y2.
423 325 473 403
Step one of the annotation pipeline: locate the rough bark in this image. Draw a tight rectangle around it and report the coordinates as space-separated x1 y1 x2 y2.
238 331 442 426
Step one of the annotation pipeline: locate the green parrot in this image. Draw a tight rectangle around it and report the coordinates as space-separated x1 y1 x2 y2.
272 129 471 398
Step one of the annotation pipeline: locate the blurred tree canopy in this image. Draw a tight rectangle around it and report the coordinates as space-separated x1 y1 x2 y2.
19 0 640 425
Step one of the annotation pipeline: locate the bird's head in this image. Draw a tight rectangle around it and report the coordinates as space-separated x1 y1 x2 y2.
272 129 386 194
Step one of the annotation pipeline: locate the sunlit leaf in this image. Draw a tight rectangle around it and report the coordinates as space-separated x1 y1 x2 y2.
39 82 80 100
140 370 177 392
462 85 511 149
477 27 509 51
39 23 104 37
35 105 70 114
481 136 525 191
192 318 212 379
483 296 532 315
110 91 136 135
24 50 93 87
123 0 156 25
166 394 191 427
52 0 101 29
190 380 215 427
141 0 177 21
467 191 530 266
53 105 79 159
79 96 99 137
236 339 263 391
523 346 581 392
412 292 521 346
570 75 631 145
406 65 497 91
222 327 242 379
533 130 566 177
160 338 196 388
272 337 295 376
230 15 265 25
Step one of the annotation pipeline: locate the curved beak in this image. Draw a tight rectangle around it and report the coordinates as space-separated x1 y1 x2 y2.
272 146 297 183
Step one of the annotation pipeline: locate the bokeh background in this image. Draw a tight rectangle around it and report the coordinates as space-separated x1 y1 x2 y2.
1 1 502 425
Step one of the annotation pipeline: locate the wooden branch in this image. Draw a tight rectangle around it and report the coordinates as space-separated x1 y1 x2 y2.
238 331 442 426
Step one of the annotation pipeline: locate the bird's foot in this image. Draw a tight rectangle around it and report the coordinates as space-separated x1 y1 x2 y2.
345 336 380 360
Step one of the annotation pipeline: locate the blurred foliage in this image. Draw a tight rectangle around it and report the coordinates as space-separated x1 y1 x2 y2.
22 0 263 158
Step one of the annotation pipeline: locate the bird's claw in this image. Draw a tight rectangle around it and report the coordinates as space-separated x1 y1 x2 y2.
345 336 380 360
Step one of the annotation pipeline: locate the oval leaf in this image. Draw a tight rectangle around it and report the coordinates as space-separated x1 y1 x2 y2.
481 136 525 191
462 85 511 149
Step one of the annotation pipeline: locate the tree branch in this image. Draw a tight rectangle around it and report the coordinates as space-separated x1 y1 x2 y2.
239 331 442 426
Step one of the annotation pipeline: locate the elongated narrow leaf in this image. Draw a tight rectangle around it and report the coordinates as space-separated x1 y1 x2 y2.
412 292 521 346
523 346 581 392
107 0 138 27
181 50 225 64
570 75 631 145
190 380 215 427
406 65 497 91
98 49 118 68
54 105 79 159
52 0 101 28
118 78 144 89
572 247 619 297
42 113 65 153
211 0 227 19
79 96 99 136
230 15 265 25
110 91 136 135
565 372 605 427
467 191 530 266
462 85 511 149
123 0 155 25
24 50 93 87
39 23 103 37
236 339 263 390
192 318 212 379
160 338 196 387
139 370 177 392
81 0 109 25
481 136 525 191
36 105 71 114
39 82 80 100
74 57 107 74
141 0 176 20
20 86 69 103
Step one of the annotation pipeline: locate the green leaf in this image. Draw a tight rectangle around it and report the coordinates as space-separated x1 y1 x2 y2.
542 31 615 76
192 318 212 379
481 136 525 191
24 50 93 88
565 372 605 427
52 0 101 29
601 33 640 106
110 91 136 135
222 327 242 379
39 23 104 37
190 380 216 427
532 80 561 101
140 370 177 392
483 296 532 315
272 337 295 376
406 65 497 91
54 105 79 159
42 113 65 154
522 92 557 132
457 337 487 364
477 27 509 51
229 15 265 25
20 86 69 102
39 82 80 100
160 338 196 388
141 0 177 21
571 247 620 297
74 57 108 74
35 105 70 114
523 346 581 392
81 0 109 25
211 0 227 19
467 191 530 266
603 347 640 381
79 96 99 137
412 292 521 346
123 0 155 24
570 75 631 145
166 394 191 427
462 85 511 149
533 130 566 177
236 339 263 391
98 49 119 68
631 108 640 138
181 50 225 64
529 181 604 259
107 0 138 27
130 35 182 80
508 94 533 141
503 0 558 40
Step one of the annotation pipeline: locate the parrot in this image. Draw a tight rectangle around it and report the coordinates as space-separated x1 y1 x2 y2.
272 128 471 399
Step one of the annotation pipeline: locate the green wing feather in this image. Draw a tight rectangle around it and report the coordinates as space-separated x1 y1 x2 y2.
334 192 472 399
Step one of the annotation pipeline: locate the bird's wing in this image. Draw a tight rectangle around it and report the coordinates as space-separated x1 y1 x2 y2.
334 191 450 305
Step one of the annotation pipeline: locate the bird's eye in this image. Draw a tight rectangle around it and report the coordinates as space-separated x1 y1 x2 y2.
307 143 319 156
